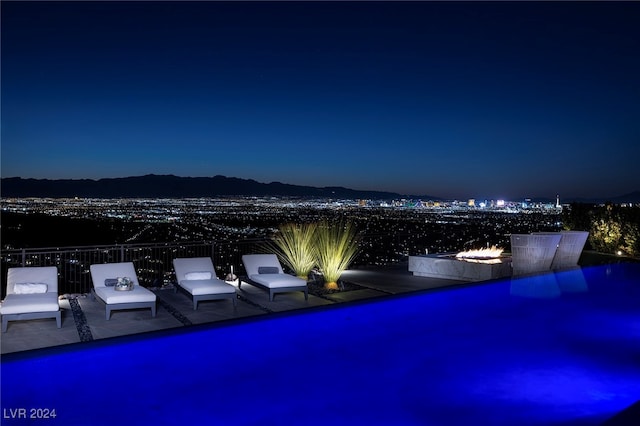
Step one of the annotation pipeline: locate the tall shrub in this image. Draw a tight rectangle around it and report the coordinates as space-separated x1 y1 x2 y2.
315 220 360 290
270 222 317 279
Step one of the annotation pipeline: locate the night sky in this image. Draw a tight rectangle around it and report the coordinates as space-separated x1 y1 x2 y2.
2 1 639 200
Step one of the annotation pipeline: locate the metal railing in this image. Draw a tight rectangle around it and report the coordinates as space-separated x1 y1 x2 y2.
0 232 437 298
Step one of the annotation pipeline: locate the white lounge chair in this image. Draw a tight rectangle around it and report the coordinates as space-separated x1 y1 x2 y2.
510 233 562 276
90 262 157 320
241 254 308 301
1 266 61 332
172 257 237 310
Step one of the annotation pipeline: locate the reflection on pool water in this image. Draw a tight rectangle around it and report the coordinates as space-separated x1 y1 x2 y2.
2 263 640 425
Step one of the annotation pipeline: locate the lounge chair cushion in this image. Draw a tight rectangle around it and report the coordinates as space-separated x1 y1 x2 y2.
258 266 279 274
0 293 60 315
178 279 237 296
248 273 307 289
6 266 59 295
13 283 48 294
94 286 156 304
184 271 212 280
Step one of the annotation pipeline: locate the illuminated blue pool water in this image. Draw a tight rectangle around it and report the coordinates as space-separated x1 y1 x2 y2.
2 263 640 425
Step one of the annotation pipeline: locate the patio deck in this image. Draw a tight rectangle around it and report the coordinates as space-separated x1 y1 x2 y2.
1 264 467 354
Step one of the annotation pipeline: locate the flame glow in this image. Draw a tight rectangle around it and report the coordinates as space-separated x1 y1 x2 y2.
456 246 504 259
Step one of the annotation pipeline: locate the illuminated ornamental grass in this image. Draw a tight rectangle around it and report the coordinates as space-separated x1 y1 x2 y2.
315 220 360 290
270 222 318 280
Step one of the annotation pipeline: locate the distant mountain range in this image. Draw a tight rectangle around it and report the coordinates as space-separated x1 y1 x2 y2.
1 175 638 203
563 191 640 204
0 175 437 200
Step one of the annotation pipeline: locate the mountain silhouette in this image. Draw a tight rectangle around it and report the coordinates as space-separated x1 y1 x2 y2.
0 174 438 200
562 191 640 204
2 175 637 202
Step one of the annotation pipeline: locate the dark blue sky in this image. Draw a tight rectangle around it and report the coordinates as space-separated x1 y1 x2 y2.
2 1 639 200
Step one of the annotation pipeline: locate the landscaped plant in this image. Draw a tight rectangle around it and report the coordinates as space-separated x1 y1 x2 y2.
269 222 318 280
314 220 360 290
563 202 640 256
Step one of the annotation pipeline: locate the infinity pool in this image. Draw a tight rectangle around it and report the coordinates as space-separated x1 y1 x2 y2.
2 263 639 425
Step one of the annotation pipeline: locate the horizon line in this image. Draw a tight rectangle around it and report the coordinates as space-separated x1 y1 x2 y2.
1 174 637 202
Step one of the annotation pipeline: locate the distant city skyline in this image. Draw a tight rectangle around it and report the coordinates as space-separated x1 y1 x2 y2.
3 174 639 204
2 1 639 200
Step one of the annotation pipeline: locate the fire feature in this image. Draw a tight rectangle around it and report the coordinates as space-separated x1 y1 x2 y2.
456 245 504 260
455 246 504 264
408 246 512 282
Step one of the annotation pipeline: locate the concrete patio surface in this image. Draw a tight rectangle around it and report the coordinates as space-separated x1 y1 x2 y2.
1 264 466 355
